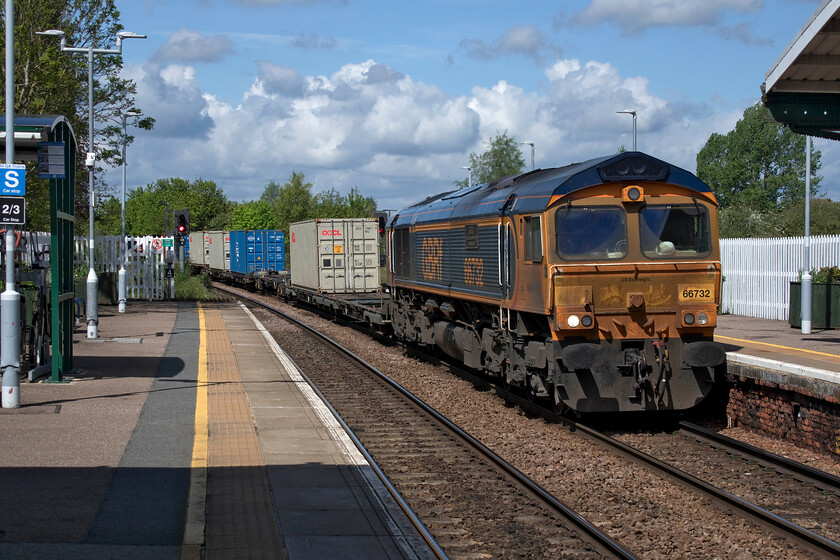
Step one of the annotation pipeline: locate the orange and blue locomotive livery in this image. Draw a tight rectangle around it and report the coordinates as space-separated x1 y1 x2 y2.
385 151 726 413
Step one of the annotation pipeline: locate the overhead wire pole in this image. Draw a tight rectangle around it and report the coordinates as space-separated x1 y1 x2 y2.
2 0 20 407
37 29 146 337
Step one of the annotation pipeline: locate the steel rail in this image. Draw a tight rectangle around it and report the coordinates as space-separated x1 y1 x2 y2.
679 421 840 491
566 420 840 559
218 285 639 560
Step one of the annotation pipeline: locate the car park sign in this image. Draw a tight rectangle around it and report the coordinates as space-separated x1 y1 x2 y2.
0 164 25 196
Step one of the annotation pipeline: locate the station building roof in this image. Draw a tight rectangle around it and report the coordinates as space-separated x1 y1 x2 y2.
763 0 840 140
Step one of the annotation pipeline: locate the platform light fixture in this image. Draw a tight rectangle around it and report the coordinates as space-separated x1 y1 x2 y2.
617 109 637 151
38 27 146 337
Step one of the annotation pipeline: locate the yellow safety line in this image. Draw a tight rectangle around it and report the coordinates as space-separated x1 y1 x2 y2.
182 303 209 558
715 334 840 360
192 303 209 468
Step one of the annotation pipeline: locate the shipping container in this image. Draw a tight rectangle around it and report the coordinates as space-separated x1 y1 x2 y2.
187 230 206 265
207 231 229 271
262 229 286 272
229 230 286 274
290 218 380 293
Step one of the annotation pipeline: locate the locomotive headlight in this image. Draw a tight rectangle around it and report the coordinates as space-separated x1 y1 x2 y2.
622 185 644 202
581 315 593 328
568 315 580 328
683 312 696 325
696 312 709 325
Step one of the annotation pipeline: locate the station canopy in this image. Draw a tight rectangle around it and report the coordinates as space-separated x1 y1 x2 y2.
0 115 77 162
763 0 840 140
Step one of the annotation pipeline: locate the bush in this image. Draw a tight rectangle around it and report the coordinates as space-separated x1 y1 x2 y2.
174 266 216 300
798 266 840 283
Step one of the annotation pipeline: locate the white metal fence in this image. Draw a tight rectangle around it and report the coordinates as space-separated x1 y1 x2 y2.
721 235 840 320
72 235 174 301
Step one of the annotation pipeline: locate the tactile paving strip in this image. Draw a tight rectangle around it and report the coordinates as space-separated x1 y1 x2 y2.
202 304 287 560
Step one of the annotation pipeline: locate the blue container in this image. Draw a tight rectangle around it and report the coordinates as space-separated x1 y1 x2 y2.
229 230 285 274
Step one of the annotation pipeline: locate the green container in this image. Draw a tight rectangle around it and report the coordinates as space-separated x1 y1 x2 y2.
789 281 840 329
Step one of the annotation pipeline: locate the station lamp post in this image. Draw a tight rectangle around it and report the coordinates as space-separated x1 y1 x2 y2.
462 166 472 189
119 108 142 313
38 29 146 337
3 0 19 407
617 109 637 151
520 141 535 170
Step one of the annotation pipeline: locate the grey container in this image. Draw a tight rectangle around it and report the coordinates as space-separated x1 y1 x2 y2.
188 230 206 266
290 218 380 293
207 231 229 271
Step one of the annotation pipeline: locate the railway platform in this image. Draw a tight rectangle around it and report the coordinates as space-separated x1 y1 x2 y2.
716 313 840 392
0 300 435 560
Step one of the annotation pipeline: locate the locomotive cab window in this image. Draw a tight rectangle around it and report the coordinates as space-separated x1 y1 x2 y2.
640 204 711 258
556 206 627 260
523 216 543 262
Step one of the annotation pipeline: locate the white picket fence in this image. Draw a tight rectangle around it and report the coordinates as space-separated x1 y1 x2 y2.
721 235 840 320
71 235 176 301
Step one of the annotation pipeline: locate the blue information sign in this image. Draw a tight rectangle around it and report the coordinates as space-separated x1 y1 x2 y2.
0 164 25 196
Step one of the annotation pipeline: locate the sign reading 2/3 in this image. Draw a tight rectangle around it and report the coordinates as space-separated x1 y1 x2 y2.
0 164 26 196
0 196 25 225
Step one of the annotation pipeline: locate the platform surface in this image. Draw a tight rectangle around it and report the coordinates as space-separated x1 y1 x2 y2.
0 300 434 560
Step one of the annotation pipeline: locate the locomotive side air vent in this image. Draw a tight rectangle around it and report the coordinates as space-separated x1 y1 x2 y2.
598 155 669 183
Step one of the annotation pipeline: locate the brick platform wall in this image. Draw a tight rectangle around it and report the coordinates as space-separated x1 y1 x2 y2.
726 372 840 463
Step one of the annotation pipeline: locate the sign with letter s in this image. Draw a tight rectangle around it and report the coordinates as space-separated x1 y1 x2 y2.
0 164 25 196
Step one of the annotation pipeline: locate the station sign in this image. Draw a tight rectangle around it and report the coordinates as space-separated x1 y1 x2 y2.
0 164 25 196
36 142 66 179
0 196 25 225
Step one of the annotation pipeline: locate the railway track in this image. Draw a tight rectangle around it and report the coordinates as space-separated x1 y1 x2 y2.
220 287 637 560
609 421 840 555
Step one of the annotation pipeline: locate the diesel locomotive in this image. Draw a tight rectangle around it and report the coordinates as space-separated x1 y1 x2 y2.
385 151 726 413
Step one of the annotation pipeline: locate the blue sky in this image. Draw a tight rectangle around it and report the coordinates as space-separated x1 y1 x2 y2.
103 0 837 211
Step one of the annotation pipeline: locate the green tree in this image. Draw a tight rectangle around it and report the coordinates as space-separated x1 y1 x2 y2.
454 130 525 189
0 0 153 232
346 187 377 218
777 198 840 237
313 188 348 218
124 177 231 236
266 171 315 231
696 103 821 212
230 200 278 230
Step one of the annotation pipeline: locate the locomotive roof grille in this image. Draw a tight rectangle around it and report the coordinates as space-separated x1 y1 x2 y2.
598 155 669 183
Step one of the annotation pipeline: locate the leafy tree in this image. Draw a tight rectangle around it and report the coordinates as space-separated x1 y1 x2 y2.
696 103 821 212
346 187 377 218
313 188 348 218
0 0 152 232
454 130 525 189
266 171 315 232
777 198 840 237
94 195 122 235
230 200 277 230
124 177 231 236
